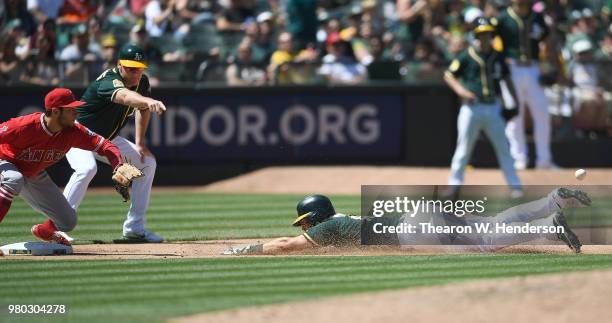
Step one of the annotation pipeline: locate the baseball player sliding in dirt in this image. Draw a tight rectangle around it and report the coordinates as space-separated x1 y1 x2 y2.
0 88 134 246
224 188 591 255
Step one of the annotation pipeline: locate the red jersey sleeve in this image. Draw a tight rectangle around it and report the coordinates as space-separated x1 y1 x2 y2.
0 119 23 144
72 123 122 169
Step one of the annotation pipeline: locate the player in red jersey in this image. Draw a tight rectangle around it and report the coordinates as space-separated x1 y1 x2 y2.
0 88 123 245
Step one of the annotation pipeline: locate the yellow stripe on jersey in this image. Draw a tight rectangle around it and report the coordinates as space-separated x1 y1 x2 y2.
468 47 490 97
448 59 461 73
303 233 320 246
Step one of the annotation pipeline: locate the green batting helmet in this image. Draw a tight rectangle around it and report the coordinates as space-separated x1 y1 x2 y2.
473 17 495 34
292 195 336 226
118 43 147 68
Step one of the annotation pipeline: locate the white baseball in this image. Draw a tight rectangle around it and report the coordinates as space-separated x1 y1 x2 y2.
575 169 587 180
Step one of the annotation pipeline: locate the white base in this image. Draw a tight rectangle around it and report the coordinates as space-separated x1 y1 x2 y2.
0 242 73 256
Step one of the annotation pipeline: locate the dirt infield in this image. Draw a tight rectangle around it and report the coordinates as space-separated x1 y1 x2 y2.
171 269 612 323
201 166 612 195
3 238 612 260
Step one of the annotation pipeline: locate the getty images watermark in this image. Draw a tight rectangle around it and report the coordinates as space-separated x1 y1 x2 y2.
369 195 564 235
360 186 604 248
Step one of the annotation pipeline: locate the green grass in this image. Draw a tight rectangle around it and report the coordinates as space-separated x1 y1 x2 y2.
1 192 610 244
2 254 612 323
0 193 359 243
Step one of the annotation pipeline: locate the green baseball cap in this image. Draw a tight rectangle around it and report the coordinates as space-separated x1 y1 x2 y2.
118 43 147 68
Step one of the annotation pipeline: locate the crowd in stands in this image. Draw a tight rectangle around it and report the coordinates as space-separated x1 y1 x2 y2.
0 0 611 135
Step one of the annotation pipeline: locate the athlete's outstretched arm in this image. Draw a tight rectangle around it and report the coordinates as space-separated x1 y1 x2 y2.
113 88 166 114
262 235 313 254
223 235 314 255
134 109 153 162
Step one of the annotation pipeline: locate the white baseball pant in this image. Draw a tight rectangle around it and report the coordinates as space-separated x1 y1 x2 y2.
503 62 553 167
397 190 564 252
62 136 156 235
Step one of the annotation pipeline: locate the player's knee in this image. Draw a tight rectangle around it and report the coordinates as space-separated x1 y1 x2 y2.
59 209 78 232
144 156 156 171
1 171 24 195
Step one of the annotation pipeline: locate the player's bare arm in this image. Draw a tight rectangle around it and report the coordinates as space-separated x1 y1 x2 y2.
224 235 314 255
263 235 313 254
444 72 476 102
135 109 153 162
396 0 427 23
112 88 166 115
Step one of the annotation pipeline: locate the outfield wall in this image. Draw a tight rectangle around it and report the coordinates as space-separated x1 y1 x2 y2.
0 86 610 185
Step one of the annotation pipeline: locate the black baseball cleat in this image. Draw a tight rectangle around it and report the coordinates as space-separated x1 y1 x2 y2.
552 212 582 253
555 188 592 208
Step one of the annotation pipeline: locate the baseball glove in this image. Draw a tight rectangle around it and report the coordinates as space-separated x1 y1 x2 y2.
501 107 519 122
222 244 264 255
112 163 144 202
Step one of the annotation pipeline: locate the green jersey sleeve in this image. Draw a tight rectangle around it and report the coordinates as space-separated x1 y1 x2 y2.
97 71 126 103
304 219 340 246
446 53 467 78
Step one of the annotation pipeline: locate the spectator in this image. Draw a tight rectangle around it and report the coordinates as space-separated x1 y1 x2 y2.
226 39 266 86
595 25 612 61
105 0 138 24
603 0 611 26
396 0 427 48
20 30 59 85
368 36 384 61
3 0 36 36
3 18 32 61
569 39 608 135
381 31 405 62
59 24 101 81
566 9 601 58
130 0 151 18
173 0 219 41
340 6 361 43
267 31 317 84
581 9 603 44
317 18 341 48
88 14 102 42
242 17 258 41
129 23 163 62
27 0 64 25
27 18 56 58
57 0 97 25
401 36 445 83
444 0 466 38
319 33 367 85
145 0 176 38
216 0 256 33
251 11 276 64
131 19 186 62
445 35 466 60
427 0 448 36
286 0 317 49
0 21 23 85
351 22 376 65
360 0 383 32
100 33 118 71
175 0 219 24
